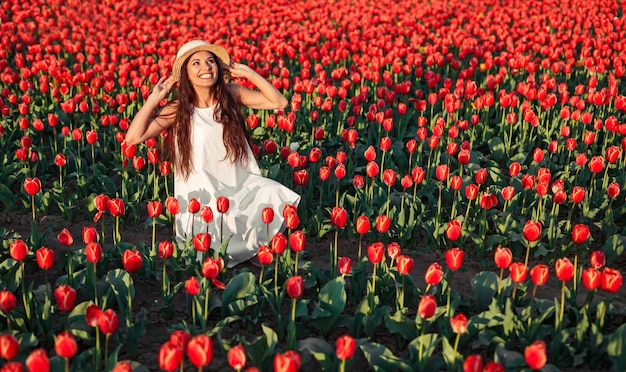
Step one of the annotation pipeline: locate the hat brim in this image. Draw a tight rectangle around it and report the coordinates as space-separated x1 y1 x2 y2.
171 44 230 82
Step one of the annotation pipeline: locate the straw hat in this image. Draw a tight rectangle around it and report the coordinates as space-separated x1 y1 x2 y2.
171 40 230 82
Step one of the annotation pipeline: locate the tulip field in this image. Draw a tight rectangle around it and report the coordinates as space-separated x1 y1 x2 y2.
2 0 626 370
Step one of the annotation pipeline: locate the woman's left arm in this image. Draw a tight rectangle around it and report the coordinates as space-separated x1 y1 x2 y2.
227 62 288 110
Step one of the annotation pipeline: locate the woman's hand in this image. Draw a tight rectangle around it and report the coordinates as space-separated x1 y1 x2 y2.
227 62 254 80
150 76 176 102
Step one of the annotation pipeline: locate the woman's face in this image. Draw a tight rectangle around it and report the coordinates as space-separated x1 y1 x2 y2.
185 50 219 89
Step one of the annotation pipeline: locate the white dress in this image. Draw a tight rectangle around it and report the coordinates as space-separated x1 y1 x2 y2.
174 105 300 267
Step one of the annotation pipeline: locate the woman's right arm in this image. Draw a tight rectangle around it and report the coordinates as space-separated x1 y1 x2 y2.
125 76 177 145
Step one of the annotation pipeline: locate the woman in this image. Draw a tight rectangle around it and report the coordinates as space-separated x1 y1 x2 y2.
126 40 300 266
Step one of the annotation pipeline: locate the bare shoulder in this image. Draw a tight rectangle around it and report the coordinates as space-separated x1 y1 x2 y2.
154 100 178 127
226 83 246 100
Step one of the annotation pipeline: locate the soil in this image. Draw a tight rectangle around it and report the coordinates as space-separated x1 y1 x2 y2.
1 210 624 371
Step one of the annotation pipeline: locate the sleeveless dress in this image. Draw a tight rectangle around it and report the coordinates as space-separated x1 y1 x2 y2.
174 105 300 267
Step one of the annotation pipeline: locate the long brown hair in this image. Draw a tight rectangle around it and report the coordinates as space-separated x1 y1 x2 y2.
163 52 251 180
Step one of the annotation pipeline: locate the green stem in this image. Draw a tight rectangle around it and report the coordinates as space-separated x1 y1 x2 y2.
559 281 566 329
204 283 210 325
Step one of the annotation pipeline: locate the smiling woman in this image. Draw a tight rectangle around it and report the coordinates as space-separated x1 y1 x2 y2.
126 40 299 266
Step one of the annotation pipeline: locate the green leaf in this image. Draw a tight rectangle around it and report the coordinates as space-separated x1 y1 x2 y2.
298 338 336 371
105 269 135 318
494 343 526 370
384 310 417 341
488 136 505 162
408 333 441 368
221 272 258 317
0 183 16 211
607 323 626 370
471 271 498 312
311 277 347 336
361 341 414 372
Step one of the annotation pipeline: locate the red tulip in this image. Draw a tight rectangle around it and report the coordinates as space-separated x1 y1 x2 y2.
524 340 547 370
257 245 273 265
446 220 462 241
338 257 352 275
262 207 275 224
112 361 133 372
286 276 304 299
530 264 550 286
54 285 76 312
201 257 223 280
587 156 604 173
85 242 103 263
330 206 348 229
386 242 401 260
158 341 183 372
199 205 214 223
509 162 521 177
271 232 287 255
353 175 365 189
571 224 590 245
367 242 384 264
85 130 98 145
382 169 396 187
9 239 28 261
122 250 143 273
274 351 301 372
192 233 211 252
464 184 479 200
54 331 78 359
555 257 574 282
589 250 605 269
445 247 464 271
494 247 513 269
289 230 306 252
185 276 200 296
607 182 620 198
36 247 54 270
336 334 357 361
366 161 379 178
355 215 370 235
463 354 483 372
0 334 19 361
600 268 623 293
187 334 214 368
605 145 621 163
82 226 98 244
147 148 159 164
449 175 462 190
25 349 50 372
55 154 67 167
165 197 180 215
94 194 110 212
417 294 437 319
108 198 125 217
393 255 413 276
450 313 468 334
158 241 174 260
334 164 346 180
169 330 190 353
85 305 102 328
285 212 300 230
98 308 119 335
522 220 542 242
227 345 247 370
23 177 41 196
582 268 601 291
435 164 449 181
57 228 74 247
293 169 309 185
424 262 444 285
187 198 200 214
147 201 163 218
570 186 585 203
0 291 17 312
510 262 528 283
364 145 376 161
375 215 390 233
160 161 172 176
412 166 426 184
483 361 505 372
